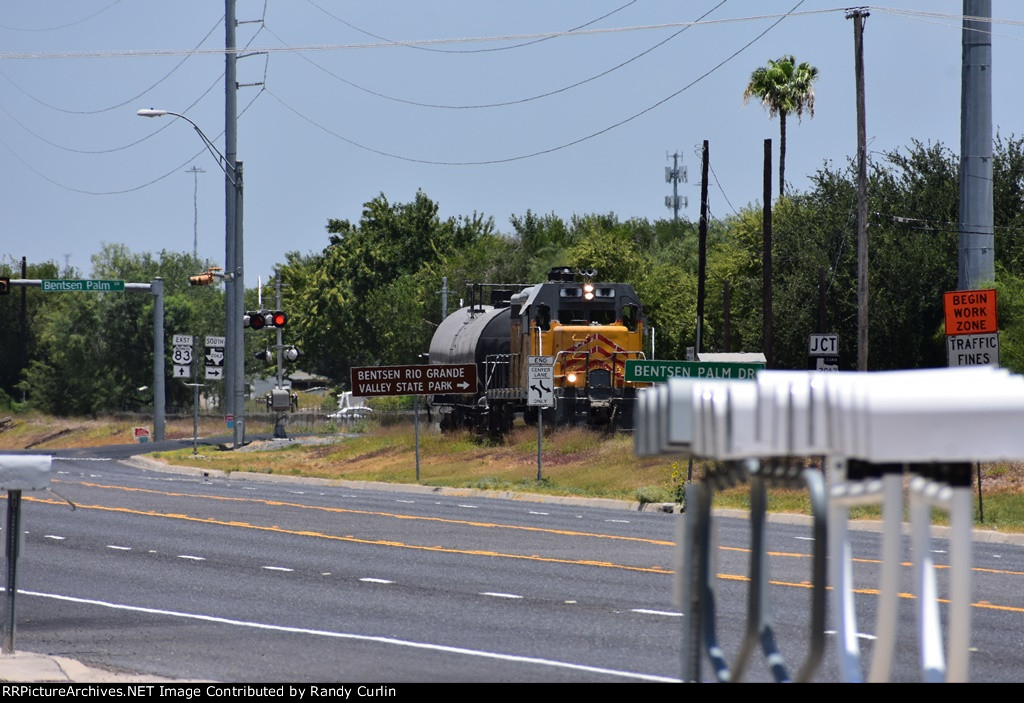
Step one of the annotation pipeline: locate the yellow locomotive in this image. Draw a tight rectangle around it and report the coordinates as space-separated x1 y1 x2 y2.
427 268 647 433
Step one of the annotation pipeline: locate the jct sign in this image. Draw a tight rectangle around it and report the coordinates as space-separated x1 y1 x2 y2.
944 288 997 335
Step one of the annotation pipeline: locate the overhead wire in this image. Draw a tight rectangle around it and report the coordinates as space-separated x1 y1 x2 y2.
262 1 727 111
0 0 123 32
265 0 805 166
302 0 640 54
0 87 267 196
0 15 224 115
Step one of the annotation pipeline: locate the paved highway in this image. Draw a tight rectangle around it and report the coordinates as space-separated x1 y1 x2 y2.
3 446 1024 682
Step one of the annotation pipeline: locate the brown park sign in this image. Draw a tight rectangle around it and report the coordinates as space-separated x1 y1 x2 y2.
350 364 478 397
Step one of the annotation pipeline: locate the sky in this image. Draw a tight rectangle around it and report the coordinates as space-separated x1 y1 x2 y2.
0 1 1020 291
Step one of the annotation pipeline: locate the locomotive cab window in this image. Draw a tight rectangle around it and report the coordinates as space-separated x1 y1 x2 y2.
559 308 586 324
623 304 639 332
535 304 551 331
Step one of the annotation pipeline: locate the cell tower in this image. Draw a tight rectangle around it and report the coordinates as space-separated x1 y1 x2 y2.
665 151 688 221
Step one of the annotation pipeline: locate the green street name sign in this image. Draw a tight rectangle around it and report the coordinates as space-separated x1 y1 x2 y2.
625 359 765 382
41 279 125 293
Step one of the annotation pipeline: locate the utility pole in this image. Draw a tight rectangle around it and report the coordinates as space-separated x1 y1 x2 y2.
696 142 709 355
848 7 870 371
186 166 205 260
665 151 688 222
763 139 773 367
225 0 245 447
959 0 994 289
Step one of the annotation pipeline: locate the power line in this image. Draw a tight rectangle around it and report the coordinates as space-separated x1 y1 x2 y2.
0 0 123 32
264 0 805 166
0 16 224 115
261 1 726 111
302 0 641 54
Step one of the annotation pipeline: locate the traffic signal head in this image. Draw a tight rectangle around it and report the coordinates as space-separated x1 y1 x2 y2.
283 346 301 362
269 310 286 328
188 266 222 286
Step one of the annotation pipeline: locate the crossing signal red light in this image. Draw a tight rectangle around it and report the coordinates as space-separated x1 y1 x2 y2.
270 311 286 327
244 311 266 330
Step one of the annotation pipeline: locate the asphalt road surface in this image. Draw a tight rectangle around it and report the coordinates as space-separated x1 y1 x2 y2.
3 445 1023 683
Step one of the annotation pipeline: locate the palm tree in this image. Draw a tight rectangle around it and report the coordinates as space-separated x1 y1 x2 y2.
743 55 819 197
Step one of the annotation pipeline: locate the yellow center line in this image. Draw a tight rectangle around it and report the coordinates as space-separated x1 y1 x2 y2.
23 495 673 574
52 479 676 546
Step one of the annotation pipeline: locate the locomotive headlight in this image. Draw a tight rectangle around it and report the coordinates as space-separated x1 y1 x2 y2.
583 283 595 301
566 372 578 384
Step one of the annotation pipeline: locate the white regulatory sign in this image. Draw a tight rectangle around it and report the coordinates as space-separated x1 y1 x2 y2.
529 355 555 366
172 334 193 347
173 365 191 378
808 333 838 357
205 336 226 348
947 332 998 367
527 364 554 407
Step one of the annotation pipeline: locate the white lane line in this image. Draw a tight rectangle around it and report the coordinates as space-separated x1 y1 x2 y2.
53 457 112 462
631 609 682 617
481 592 523 599
106 545 132 551
794 536 813 541
457 504 478 509
262 566 294 572
826 630 876 641
395 500 415 504
44 535 65 540
605 519 629 524
528 511 549 516
177 555 205 561
360 578 393 584
15 589 679 683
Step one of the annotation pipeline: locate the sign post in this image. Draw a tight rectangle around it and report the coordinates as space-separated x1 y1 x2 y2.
528 356 555 481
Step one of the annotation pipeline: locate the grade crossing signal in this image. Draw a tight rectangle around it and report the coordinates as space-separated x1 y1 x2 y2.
243 310 287 330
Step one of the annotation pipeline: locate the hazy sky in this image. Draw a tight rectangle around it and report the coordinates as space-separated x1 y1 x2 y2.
0 1 1018 289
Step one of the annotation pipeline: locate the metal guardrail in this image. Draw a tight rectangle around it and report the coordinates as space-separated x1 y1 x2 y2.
638 367 1024 683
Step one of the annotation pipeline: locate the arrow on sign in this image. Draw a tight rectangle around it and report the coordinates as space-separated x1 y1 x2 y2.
205 367 224 380
174 365 190 377
530 381 551 395
457 381 469 390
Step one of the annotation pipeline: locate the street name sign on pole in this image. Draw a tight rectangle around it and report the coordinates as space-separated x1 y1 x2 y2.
40 279 125 293
350 364 477 397
624 359 764 383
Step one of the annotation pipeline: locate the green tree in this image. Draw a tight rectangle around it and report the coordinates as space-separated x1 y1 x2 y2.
743 55 820 197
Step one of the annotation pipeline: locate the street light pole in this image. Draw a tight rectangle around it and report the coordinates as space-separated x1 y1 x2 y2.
136 107 245 448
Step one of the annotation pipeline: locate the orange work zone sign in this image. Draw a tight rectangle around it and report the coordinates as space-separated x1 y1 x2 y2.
944 288 997 336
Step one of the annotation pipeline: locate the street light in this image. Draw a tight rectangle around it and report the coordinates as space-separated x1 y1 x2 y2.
137 107 246 448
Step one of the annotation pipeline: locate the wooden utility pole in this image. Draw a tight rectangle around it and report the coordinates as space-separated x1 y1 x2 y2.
848 7 870 371
763 139 773 367
696 141 709 355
